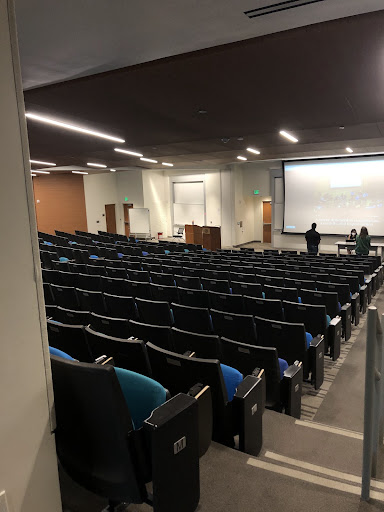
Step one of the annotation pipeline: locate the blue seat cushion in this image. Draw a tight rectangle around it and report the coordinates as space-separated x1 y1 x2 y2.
118 252 124 258
338 302 341 312
298 296 302 303
43 241 53 246
165 250 170 255
262 291 266 299
326 314 331 327
184 249 190 253
306 331 312 348
114 367 167 429
90 254 98 259
220 364 243 402
142 251 149 256
49 346 74 360
59 257 69 262
278 358 289 380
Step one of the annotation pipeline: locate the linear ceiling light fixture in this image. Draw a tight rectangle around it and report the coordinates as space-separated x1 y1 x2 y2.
346 147 353 153
110 169 117 172
114 148 143 157
140 158 158 163
32 170 50 174
31 174 37 177
30 159 56 166
246 148 261 155
87 162 107 168
162 162 174 167
72 171 88 175
279 130 298 143
25 113 125 143
237 156 247 161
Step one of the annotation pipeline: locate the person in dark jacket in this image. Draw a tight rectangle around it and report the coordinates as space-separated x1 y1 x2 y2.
305 223 321 254
355 226 371 256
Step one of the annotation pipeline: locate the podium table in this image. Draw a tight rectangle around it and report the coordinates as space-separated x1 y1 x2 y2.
185 224 203 245
202 226 221 251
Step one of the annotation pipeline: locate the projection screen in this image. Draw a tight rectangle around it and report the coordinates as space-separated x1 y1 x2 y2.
283 156 384 236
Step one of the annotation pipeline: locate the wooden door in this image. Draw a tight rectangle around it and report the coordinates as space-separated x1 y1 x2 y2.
105 204 117 234
123 204 133 237
263 201 272 243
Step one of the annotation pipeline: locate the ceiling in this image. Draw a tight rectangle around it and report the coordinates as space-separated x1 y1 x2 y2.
17 0 384 90
21 7 384 170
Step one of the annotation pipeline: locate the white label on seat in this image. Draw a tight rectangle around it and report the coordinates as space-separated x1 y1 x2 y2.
272 324 282 329
295 384 299 393
174 436 187 454
239 347 250 354
298 306 306 310
319 352 323 358
224 316 233 321
251 404 258 415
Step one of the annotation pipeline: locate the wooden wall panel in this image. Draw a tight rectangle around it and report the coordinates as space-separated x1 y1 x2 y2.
33 174 87 234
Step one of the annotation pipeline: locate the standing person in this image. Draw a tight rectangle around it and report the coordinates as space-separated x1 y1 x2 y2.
346 228 357 254
305 223 321 254
355 226 371 256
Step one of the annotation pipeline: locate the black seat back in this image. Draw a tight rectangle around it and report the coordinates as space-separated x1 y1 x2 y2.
171 303 212 334
210 309 257 345
136 298 173 326
84 327 152 377
230 281 262 298
50 356 143 503
77 273 101 291
174 275 201 290
50 284 79 309
220 338 280 408
103 293 137 320
89 312 131 338
47 321 93 362
201 278 230 294
76 288 106 315
264 285 298 302
208 291 244 314
300 289 339 318
243 296 283 321
54 307 90 326
150 272 175 286
316 281 350 306
283 300 327 339
129 320 173 350
171 328 220 359
150 283 178 303
101 276 131 297
177 287 210 308
254 316 306 365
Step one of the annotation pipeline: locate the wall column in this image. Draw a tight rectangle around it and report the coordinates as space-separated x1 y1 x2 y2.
0 1 62 511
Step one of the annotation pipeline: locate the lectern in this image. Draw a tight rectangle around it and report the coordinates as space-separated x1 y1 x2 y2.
185 225 203 245
202 226 221 251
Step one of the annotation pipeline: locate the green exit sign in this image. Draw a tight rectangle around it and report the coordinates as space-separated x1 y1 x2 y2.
253 189 260 195
124 197 128 202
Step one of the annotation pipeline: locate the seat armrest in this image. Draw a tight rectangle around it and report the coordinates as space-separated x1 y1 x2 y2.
94 355 115 366
328 317 341 361
233 375 263 456
282 361 303 419
188 384 212 457
144 393 200 512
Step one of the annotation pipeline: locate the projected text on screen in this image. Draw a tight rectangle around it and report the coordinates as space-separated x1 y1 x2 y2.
283 157 384 236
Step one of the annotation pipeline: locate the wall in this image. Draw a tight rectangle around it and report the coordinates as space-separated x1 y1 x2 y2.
83 170 144 235
33 173 87 234
83 172 118 234
142 170 169 238
0 1 62 511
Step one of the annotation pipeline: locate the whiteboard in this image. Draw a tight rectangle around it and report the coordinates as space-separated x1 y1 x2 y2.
174 182 204 204
130 208 150 234
173 203 204 226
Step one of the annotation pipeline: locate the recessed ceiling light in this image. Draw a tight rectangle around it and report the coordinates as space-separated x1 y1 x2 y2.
162 162 174 167
114 148 143 157
237 156 247 161
72 171 88 175
237 137 244 141
110 169 117 172
32 170 50 174
87 162 107 168
339 126 345 130
31 174 37 177
140 158 158 163
346 147 353 153
246 147 261 155
25 113 125 143
198 109 208 114
279 130 298 143
30 159 56 166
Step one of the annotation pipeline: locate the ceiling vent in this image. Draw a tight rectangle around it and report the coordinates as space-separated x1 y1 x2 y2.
244 0 326 19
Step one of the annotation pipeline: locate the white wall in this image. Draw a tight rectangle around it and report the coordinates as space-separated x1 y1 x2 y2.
83 170 144 235
83 173 118 233
0 2 62 511
142 170 169 238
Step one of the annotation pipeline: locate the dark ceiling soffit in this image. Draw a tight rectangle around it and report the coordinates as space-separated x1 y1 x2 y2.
25 5 346 94
244 0 327 19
